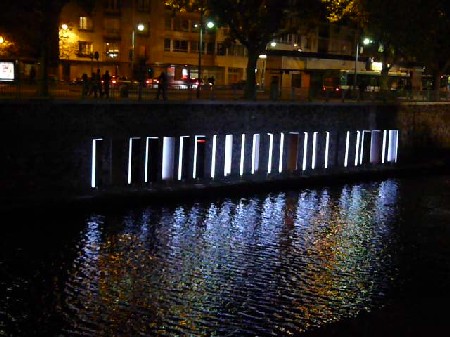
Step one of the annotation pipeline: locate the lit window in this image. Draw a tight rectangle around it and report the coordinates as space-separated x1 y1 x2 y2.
78 41 93 57
105 42 119 58
79 17 93 31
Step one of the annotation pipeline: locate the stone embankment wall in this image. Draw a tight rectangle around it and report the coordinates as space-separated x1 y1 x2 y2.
0 101 448 208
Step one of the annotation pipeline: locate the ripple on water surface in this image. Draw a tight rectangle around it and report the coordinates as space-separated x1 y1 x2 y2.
1 179 405 336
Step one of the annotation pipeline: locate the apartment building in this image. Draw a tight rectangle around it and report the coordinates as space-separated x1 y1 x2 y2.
59 0 380 94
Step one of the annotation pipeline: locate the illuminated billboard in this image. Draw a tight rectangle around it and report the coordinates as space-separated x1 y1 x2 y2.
0 61 15 81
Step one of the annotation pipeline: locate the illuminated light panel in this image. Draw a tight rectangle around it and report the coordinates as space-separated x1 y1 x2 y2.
177 136 189 181
91 138 103 188
240 134 246 176
278 132 285 173
344 131 350 168
211 135 217 179
370 130 381 164
267 133 274 174
302 132 308 171
355 131 361 166
145 137 159 183
312 132 318 170
193 135 205 179
128 137 140 185
324 131 330 169
382 130 387 164
359 130 370 165
162 137 175 181
252 134 260 174
388 130 399 163
224 134 233 176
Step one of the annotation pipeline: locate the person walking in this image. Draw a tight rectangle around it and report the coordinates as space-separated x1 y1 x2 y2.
102 70 111 98
156 71 168 100
81 73 89 97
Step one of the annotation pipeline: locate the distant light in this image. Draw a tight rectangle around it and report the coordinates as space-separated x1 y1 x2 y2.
270 42 276 47
206 21 215 29
0 36 4 44
259 54 267 59
61 23 68 30
137 23 145 31
363 37 372 45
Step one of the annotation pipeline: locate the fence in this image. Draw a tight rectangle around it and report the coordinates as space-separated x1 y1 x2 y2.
0 80 446 102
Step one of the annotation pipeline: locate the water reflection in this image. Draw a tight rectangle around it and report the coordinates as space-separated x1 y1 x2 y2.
58 180 400 336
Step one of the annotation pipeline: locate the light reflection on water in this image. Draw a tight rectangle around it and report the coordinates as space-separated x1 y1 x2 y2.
56 180 400 336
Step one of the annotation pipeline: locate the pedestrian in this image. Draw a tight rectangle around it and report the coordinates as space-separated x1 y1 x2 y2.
88 72 96 96
102 70 111 98
81 73 89 97
95 69 102 97
156 71 168 100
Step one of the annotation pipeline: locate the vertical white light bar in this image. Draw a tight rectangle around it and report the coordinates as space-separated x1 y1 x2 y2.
394 130 399 163
145 136 158 183
359 131 366 165
388 130 399 163
127 137 140 185
162 137 175 180
224 134 233 176
382 130 387 164
193 135 204 179
177 136 188 181
302 132 308 171
91 138 102 188
240 134 246 176
145 137 150 183
344 131 350 168
211 135 217 178
267 133 274 174
312 131 318 170
278 132 285 173
324 131 330 169
252 134 260 174
354 131 361 166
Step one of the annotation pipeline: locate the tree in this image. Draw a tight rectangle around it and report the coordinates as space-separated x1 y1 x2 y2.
401 0 450 99
167 0 316 99
0 0 95 96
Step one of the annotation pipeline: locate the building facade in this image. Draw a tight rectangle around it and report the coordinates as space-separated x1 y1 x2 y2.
58 0 414 97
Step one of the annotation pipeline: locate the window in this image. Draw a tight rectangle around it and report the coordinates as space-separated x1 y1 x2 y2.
78 41 93 57
217 43 226 55
105 42 119 58
137 0 150 12
229 44 247 57
105 0 120 11
174 18 189 32
164 38 171 51
104 18 120 38
173 40 188 52
79 17 93 31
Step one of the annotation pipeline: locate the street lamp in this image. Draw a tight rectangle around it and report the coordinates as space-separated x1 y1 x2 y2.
131 23 145 80
354 37 372 99
196 13 214 98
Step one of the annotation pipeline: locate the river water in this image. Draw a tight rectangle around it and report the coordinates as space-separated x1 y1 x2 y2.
1 174 450 337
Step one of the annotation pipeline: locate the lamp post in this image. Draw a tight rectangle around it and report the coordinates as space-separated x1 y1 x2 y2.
354 37 372 100
131 23 145 81
196 10 214 99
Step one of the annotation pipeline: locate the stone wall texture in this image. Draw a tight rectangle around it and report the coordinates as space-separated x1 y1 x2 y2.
0 101 448 207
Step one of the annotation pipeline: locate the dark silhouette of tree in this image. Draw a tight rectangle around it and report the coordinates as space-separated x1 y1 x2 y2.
167 0 322 100
0 0 95 96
